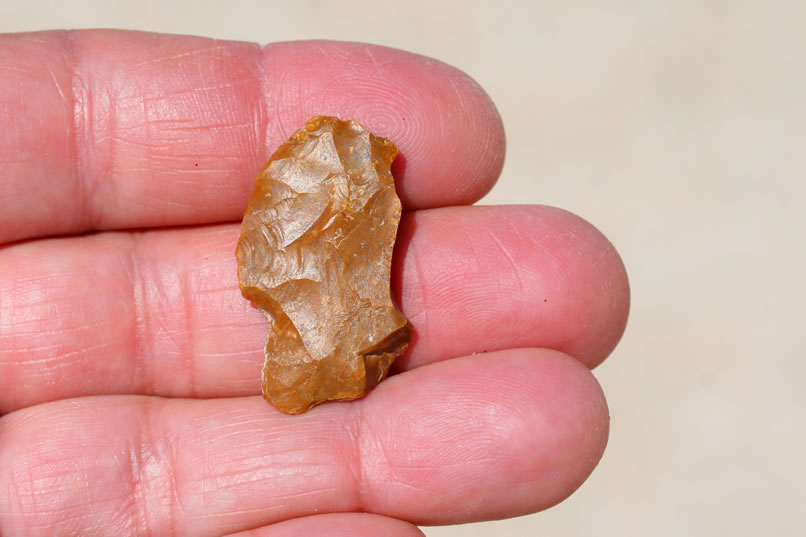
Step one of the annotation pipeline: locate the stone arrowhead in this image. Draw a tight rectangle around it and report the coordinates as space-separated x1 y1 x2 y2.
236 116 412 414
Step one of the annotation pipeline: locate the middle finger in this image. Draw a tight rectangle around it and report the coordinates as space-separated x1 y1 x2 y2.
0 205 628 412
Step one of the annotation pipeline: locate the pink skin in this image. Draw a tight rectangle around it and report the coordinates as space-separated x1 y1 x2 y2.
0 31 629 537
225 514 426 537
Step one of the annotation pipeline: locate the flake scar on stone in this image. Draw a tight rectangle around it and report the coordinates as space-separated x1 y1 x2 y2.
236 116 413 414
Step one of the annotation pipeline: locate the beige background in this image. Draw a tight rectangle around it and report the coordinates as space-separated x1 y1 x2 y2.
3 1 804 535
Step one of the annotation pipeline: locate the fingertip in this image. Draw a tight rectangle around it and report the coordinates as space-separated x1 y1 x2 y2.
515 348 610 504
359 348 610 523
260 40 505 208
475 348 610 513
395 205 630 371
528 206 630 368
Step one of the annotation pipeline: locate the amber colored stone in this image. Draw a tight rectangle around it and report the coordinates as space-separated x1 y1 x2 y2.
236 116 413 414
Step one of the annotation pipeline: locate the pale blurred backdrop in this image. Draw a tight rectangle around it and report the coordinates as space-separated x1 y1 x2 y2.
2 1 804 535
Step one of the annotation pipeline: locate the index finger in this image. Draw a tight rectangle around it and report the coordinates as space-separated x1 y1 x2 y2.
0 30 505 243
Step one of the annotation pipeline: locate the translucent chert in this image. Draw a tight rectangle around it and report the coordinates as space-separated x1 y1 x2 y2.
236 116 412 414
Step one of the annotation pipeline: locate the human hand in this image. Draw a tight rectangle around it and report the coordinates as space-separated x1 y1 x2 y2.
0 30 629 537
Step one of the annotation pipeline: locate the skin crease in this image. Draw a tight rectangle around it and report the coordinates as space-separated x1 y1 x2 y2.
224 513 426 537
0 30 630 537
